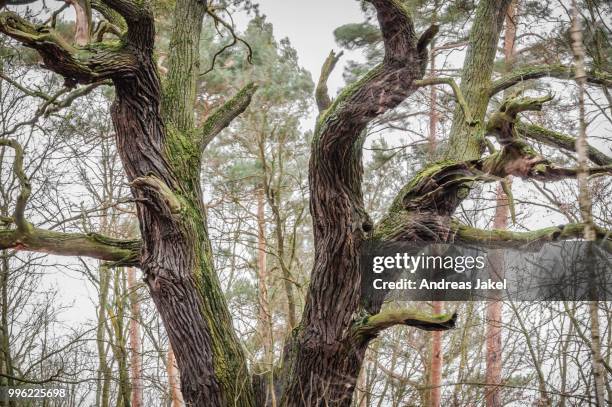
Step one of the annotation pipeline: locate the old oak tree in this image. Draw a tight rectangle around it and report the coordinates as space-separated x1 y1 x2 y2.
0 0 610 405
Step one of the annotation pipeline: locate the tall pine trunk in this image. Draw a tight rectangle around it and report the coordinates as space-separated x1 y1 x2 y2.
256 186 276 407
127 267 143 407
485 3 517 405
167 346 184 407
427 5 443 405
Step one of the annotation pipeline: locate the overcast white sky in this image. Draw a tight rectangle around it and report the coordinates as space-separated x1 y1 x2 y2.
238 0 365 96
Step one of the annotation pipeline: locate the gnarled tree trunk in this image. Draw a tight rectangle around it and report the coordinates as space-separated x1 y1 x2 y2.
2 1 611 406
280 1 514 405
0 0 257 404
279 1 451 405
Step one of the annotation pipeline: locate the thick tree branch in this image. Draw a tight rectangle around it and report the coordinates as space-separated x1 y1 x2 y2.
99 0 153 40
0 139 140 265
93 20 123 42
376 94 612 238
200 82 258 149
0 227 140 265
354 309 457 340
516 122 612 166
489 64 612 96
452 221 611 250
483 94 612 180
416 24 439 56
370 0 416 64
91 0 127 33
315 50 343 112
316 0 435 157
0 11 136 86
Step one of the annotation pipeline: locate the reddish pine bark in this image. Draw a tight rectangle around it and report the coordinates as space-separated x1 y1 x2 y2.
127 267 143 407
485 3 517 406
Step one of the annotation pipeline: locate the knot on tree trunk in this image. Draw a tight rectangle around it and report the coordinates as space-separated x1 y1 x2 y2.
131 175 183 218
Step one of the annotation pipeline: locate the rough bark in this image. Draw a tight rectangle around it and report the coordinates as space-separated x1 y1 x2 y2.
0 0 256 404
2 1 611 406
280 1 446 405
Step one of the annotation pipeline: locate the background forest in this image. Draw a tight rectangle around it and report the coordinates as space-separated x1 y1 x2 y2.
0 0 610 406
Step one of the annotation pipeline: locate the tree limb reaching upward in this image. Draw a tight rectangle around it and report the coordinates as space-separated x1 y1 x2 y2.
315 50 343 112
199 82 258 150
482 93 612 181
375 93 612 244
281 1 442 404
0 139 30 232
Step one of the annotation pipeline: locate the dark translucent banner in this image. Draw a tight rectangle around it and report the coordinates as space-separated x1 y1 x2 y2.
360 241 612 301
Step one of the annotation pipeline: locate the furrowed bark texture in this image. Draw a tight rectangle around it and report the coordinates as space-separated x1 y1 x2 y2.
119 1 254 404
0 0 255 404
4 0 611 406
280 1 441 405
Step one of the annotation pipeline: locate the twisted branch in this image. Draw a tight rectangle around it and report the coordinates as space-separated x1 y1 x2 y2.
0 11 136 86
354 309 457 340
